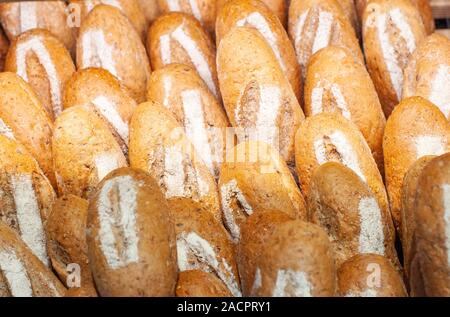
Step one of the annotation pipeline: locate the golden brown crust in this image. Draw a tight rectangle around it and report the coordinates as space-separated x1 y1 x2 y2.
295 113 389 226
362 0 426 117
148 12 220 100
87 167 178 297
337 254 407 297
0 221 66 297
288 0 363 81
176 270 232 297
46 195 97 296
64 287 98 297
414 153 450 296
0 72 54 186
138 0 160 25
308 162 397 269
238 210 293 296
402 33 450 119
129 101 221 221
305 46 386 170
383 96 450 232
52 105 127 199
219 141 307 242
147 63 229 178
216 0 301 101
0 27 8 71
63 67 137 155
77 5 151 103
0 1 76 56
217 26 304 164
5 29 75 121
336 0 360 34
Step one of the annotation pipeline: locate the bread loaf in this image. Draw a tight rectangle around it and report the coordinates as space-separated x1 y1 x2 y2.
63 67 137 155
77 5 151 103
383 97 450 232
362 0 426 116
0 221 65 297
308 162 397 268
402 34 450 119
217 26 304 165
0 1 76 55
5 29 75 121
0 135 55 267
147 63 229 178
338 254 407 297
304 46 386 170
46 195 97 296
288 0 363 80
148 12 220 100
129 101 221 221
0 72 54 186
218 0 287 27
87 167 177 296
52 105 127 199
413 153 450 296
219 141 307 242
216 0 301 101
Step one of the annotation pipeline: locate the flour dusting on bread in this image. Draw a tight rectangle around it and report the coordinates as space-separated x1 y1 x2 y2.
358 197 385 255
0 248 33 297
272 269 313 297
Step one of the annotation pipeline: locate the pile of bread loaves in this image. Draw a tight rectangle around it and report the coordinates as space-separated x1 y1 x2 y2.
0 0 448 297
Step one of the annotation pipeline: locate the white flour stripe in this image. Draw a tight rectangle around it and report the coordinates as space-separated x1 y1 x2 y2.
273 269 313 297
312 11 333 54
389 8 416 53
414 135 446 158
91 96 129 144
171 26 218 98
311 86 324 115
81 30 119 79
294 10 309 61
181 89 214 174
176 231 242 297
345 288 378 297
19 2 37 33
166 0 181 11
163 146 186 198
330 84 351 119
159 34 172 65
0 249 33 297
102 0 122 10
188 0 202 22
442 184 450 269
429 64 450 118
10 174 49 267
377 14 403 99
16 37 63 116
94 152 126 182
0 118 15 140
314 130 366 182
97 175 140 269
162 76 172 108
256 86 282 147
236 12 286 72
358 197 385 255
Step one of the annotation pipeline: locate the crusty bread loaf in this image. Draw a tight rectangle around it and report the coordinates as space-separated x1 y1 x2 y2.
63 67 137 155
148 12 220 100
413 153 450 296
5 29 75 121
87 168 178 296
383 97 450 232
219 141 307 242
216 0 301 101
147 63 229 178
308 162 397 268
305 46 386 170
0 221 66 297
52 105 127 199
217 26 304 165
46 195 97 296
288 0 363 81
129 101 221 221
176 270 232 297
0 1 76 55
402 34 450 119
0 135 55 268
0 72 54 186
338 254 407 297
77 5 151 103
362 0 426 116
